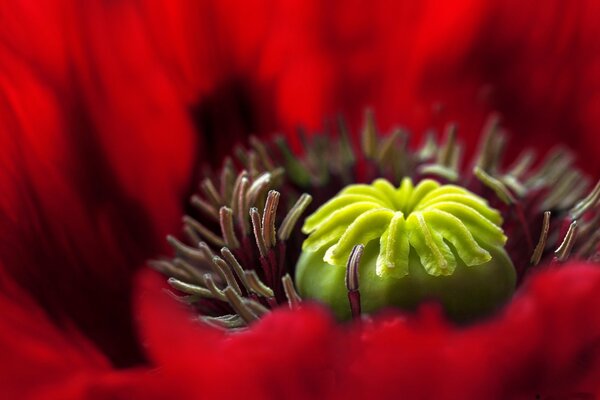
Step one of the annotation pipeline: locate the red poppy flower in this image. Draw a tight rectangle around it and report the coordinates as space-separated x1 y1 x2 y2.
1 0 600 398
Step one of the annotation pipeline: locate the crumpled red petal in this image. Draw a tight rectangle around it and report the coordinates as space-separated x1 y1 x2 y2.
0 1 196 365
134 264 600 398
0 272 147 399
138 0 600 174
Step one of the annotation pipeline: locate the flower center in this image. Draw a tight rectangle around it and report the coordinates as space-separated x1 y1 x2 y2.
296 177 516 321
153 110 599 329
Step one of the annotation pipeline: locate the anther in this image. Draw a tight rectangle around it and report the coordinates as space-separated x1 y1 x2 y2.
262 191 280 249
250 136 275 171
473 167 516 205
220 247 251 292
278 194 313 241
148 260 192 283
554 220 578 263
530 211 551 266
190 195 219 222
246 172 272 206
213 256 243 296
570 179 600 220
337 115 356 166
220 157 235 204
438 122 458 167
345 244 363 319
275 136 311 187
198 242 226 282
244 298 270 317
203 274 227 301
182 225 202 249
250 207 268 258
223 287 259 324
200 178 223 208
282 274 302 308
417 131 437 161
476 113 501 172
202 314 245 330
168 277 214 298
166 235 206 263
244 270 275 298
183 215 225 247
361 109 378 159
173 258 207 285
219 207 240 249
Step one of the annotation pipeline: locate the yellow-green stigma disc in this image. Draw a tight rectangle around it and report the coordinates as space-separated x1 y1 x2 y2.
295 177 516 322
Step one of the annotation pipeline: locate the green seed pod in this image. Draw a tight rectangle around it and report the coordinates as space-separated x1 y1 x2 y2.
295 177 516 322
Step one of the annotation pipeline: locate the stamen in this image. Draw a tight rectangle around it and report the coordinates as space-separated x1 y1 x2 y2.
250 207 268 258
476 113 501 172
183 215 225 247
202 314 245 329
182 225 202 248
570 179 600 220
558 178 589 210
437 123 458 167
190 195 219 222
220 247 251 292
417 131 437 161
345 244 363 319
362 109 378 159
244 298 270 317
172 258 207 285
274 137 312 187
278 194 313 241
418 164 459 182
203 274 227 301
250 136 275 171
530 211 551 266
376 128 402 165
473 167 516 205
166 235 206 263
248 151 260 179
168 277 214 299
236 175 250 235
234 145 249 166
282 274 302 308
246 172 272 207
540 170 582 211
167 292 201 305
197 242 226 282
527 148 573 186
219 207 240 249
213 256 243 296
148 260 193 283
200 178 223 208
223 287 259 324
244 270 275 298
554 220 578 263
220 157 235 204
262 191 280 249
337 116 356 167
506 150 535 179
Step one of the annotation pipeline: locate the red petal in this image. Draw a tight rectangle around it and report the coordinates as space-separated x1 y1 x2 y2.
135 264 600 398
0 1 195 365
0 273 148 399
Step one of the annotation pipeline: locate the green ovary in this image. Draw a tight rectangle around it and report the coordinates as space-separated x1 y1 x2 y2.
295 177 516 322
